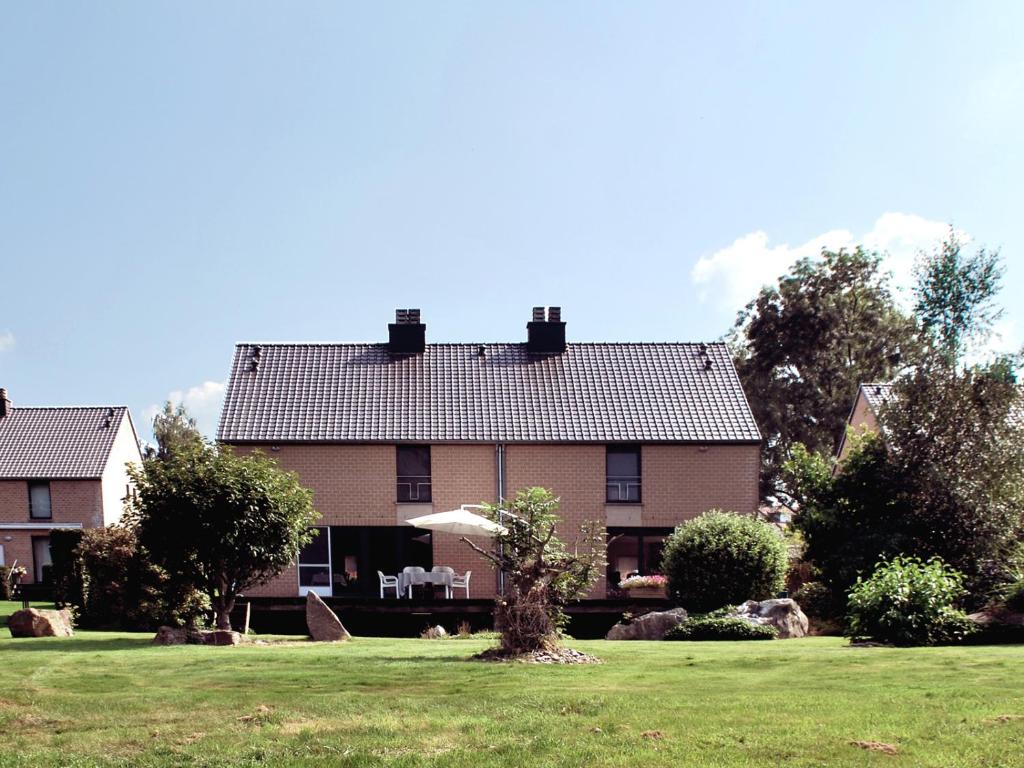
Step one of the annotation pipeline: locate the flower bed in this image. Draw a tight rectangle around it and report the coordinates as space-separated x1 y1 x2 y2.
619 575 667 597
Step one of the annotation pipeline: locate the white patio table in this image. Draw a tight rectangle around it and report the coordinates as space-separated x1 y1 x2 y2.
398 570 453 598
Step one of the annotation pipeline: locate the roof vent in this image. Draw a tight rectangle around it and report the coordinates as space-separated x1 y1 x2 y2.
704 358 713 371
389 308 426 355
526 306 566 355
249 345 263 372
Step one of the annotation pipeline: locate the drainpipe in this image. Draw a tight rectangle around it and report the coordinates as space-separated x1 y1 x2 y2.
495 443 506 595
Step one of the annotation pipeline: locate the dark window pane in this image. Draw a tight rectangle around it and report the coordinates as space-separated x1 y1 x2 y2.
397 446 431 476
299 527 329 564
397 445 432 502
606 446 640 477
606 446 641 502
299 565 331 587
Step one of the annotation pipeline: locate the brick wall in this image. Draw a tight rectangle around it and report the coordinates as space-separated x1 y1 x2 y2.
640 444 760 526
236 440 760 599
430 444 498 599
0 479 103 583
505 444 609 597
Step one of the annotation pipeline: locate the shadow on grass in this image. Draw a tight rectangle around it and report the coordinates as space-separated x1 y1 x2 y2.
0 635 156 653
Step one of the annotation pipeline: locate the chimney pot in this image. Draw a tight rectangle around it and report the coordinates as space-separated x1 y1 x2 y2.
0 388 10 418
389 308 426 354
526 306 567 355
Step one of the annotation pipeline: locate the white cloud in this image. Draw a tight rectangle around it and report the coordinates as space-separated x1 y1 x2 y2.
143 380 227 440
966 317 1022 366
691 212 965 308
0 330 14 352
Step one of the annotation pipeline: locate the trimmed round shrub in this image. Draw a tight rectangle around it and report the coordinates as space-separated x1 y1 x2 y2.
664 617 777 641
846 556 977 646
661 511 788 612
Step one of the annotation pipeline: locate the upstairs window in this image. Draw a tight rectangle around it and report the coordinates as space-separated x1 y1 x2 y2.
397 445 432 503
606 445 641 503
29 481 52 519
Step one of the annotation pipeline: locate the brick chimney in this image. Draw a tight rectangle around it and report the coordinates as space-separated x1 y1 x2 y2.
388 309 426 355
0 388 10 418
526 306 566 355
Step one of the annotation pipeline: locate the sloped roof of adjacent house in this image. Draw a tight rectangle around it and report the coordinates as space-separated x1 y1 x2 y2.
0 406 136 478
860 382 894 415
217 342 761 444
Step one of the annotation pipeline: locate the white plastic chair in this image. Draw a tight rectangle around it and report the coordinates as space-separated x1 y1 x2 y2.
450 570 471 598
378 571 400 598
432 566 455 598
402 566 425 598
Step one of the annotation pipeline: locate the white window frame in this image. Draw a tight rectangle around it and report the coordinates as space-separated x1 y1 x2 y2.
297 526 332 597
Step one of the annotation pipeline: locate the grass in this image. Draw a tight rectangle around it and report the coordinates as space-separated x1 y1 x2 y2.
1 603 1023 766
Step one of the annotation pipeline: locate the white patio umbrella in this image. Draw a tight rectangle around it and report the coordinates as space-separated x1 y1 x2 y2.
405 505 508 536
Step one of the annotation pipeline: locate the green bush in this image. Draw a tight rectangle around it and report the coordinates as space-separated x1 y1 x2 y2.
75 526 207 630
846 556 977 646
49 528 85 608
664 617 778 641
661 511 788 612
0 565 15 600
994 578 1024 613
792 580 840 619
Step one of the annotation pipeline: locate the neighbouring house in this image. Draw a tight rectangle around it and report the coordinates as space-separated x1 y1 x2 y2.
217 308 761 600
0 388 142 584
836 381 1024 466
835 382 893 464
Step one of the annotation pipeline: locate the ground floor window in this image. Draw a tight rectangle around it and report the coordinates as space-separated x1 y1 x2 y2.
297 526 432 597
606 527 672 594
32 536 52 584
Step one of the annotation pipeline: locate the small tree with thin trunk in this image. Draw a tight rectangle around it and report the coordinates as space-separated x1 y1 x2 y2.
461 487 605 654
126 442 317 630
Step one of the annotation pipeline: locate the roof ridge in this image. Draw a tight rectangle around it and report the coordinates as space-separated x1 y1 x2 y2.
5 405 129 411
232 340 729 348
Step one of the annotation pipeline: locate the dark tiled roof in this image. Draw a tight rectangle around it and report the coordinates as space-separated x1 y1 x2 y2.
218 343 761 444
0 407 132 479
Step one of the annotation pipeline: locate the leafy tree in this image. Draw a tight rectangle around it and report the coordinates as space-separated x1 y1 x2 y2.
786 436 911 598
914 233 1005 364
126 442 318 630
881 356 1024 595
461 488 604 654
731 247 918 499
787 358 1024 604
145 401 205 461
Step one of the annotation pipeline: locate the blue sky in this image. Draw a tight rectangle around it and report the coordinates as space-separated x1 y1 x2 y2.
2 3 1022 438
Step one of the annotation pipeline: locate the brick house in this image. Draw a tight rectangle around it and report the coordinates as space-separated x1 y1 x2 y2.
217 308 761 600
835 382 893 464
0 389 142 583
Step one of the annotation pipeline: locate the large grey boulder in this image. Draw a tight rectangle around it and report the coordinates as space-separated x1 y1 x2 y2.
731 599 808 638
152 626 244 646
606 608 688 640
7 607 74 638
306 591 351 642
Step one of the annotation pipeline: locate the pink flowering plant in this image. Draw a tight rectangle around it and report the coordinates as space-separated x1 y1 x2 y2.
619 574 667 590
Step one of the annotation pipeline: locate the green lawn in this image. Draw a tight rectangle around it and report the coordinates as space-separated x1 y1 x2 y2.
1 603 1023 767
